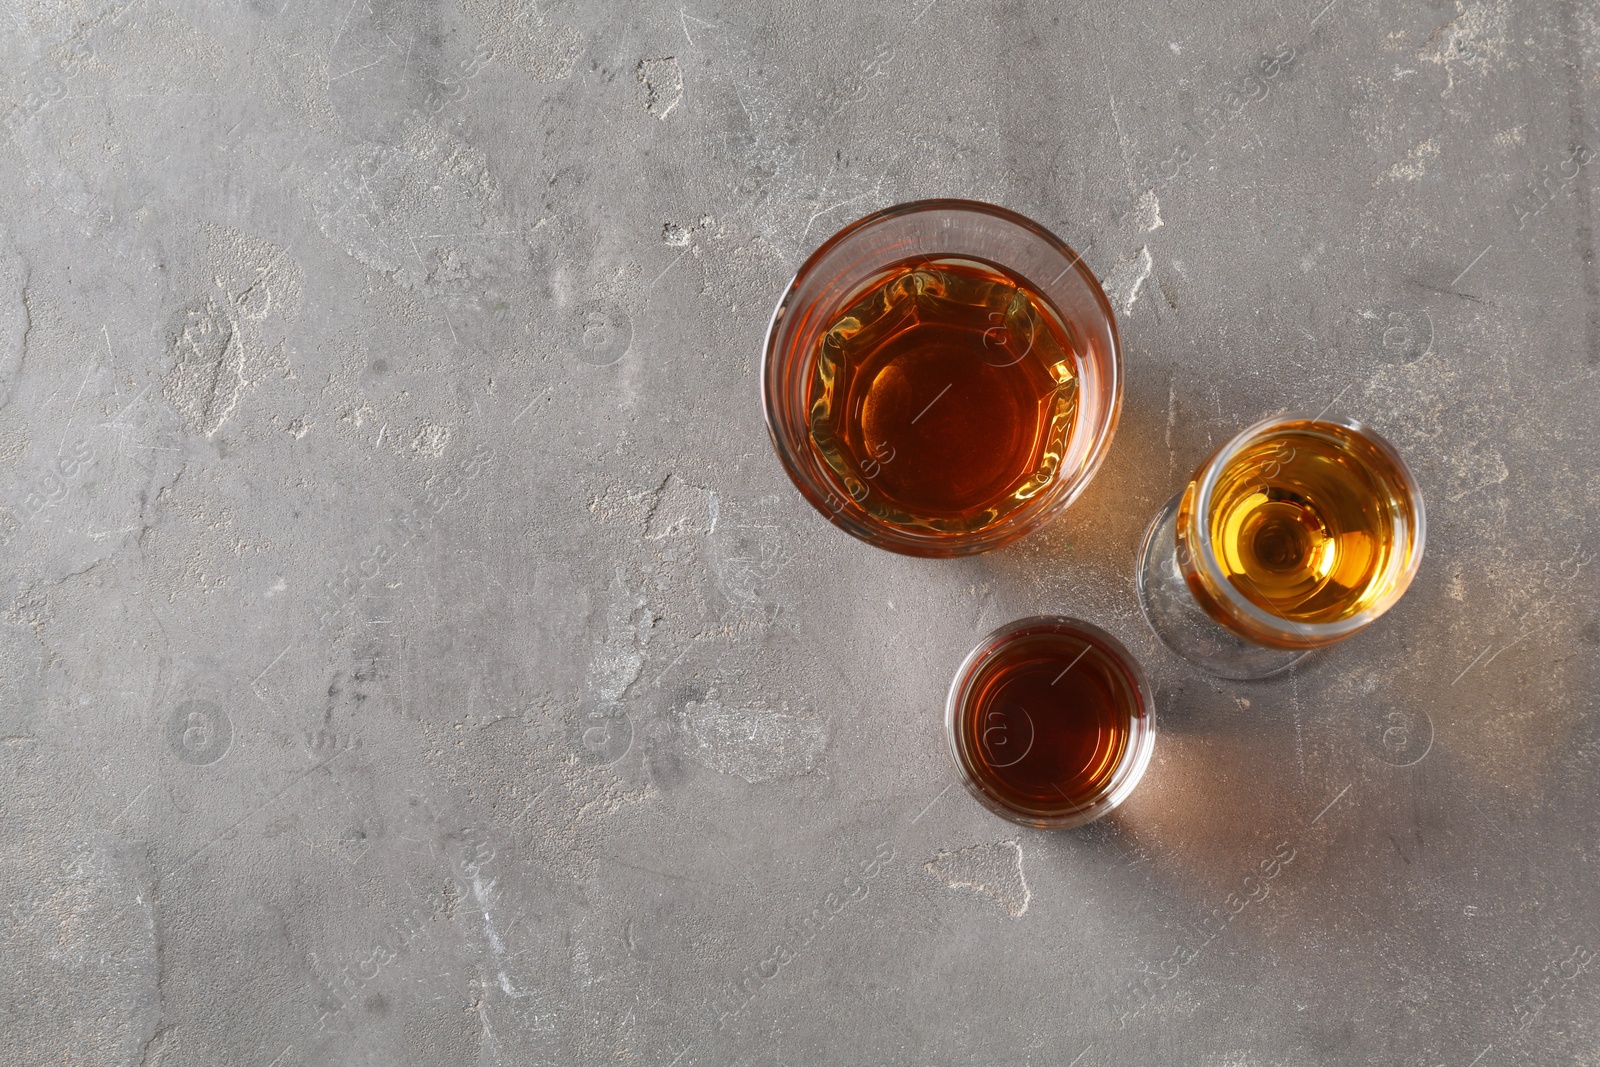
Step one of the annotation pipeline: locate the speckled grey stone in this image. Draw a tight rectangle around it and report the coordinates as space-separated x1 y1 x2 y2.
1 0 1596 1064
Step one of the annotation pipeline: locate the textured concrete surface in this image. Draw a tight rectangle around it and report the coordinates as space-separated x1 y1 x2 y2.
1 0 1597 1064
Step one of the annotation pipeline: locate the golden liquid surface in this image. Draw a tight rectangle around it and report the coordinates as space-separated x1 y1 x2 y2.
1201 423 1414 625
806 256 1081 535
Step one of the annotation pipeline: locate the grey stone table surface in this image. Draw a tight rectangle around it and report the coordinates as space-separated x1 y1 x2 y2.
1 0 1596 1064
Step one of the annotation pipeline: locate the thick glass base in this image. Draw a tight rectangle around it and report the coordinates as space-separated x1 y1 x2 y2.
1135 493 1311 680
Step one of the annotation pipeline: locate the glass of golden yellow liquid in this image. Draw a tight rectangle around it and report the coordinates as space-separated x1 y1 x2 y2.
1135 415 1425 678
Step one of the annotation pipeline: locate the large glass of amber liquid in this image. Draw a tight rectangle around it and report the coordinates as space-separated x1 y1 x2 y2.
762 200 1122 557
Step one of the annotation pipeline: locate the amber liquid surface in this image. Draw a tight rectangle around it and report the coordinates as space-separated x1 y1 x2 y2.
1190 421 1415 627
957 632 1140 818
807 256 1081 536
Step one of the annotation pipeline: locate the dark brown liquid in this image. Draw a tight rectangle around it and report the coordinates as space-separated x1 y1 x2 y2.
806 256 1081 536
957 631 1141 818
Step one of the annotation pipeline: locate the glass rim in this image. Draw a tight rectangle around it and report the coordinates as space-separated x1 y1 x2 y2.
760 198 1123 558
944 615 1156 830
1185 413 1427 645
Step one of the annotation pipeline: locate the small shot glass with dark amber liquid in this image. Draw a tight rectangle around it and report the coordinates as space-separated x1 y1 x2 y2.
946 617 1155 829
762 199 1122 557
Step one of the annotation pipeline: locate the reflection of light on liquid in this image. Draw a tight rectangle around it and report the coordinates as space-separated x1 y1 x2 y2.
981 702 1035 768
